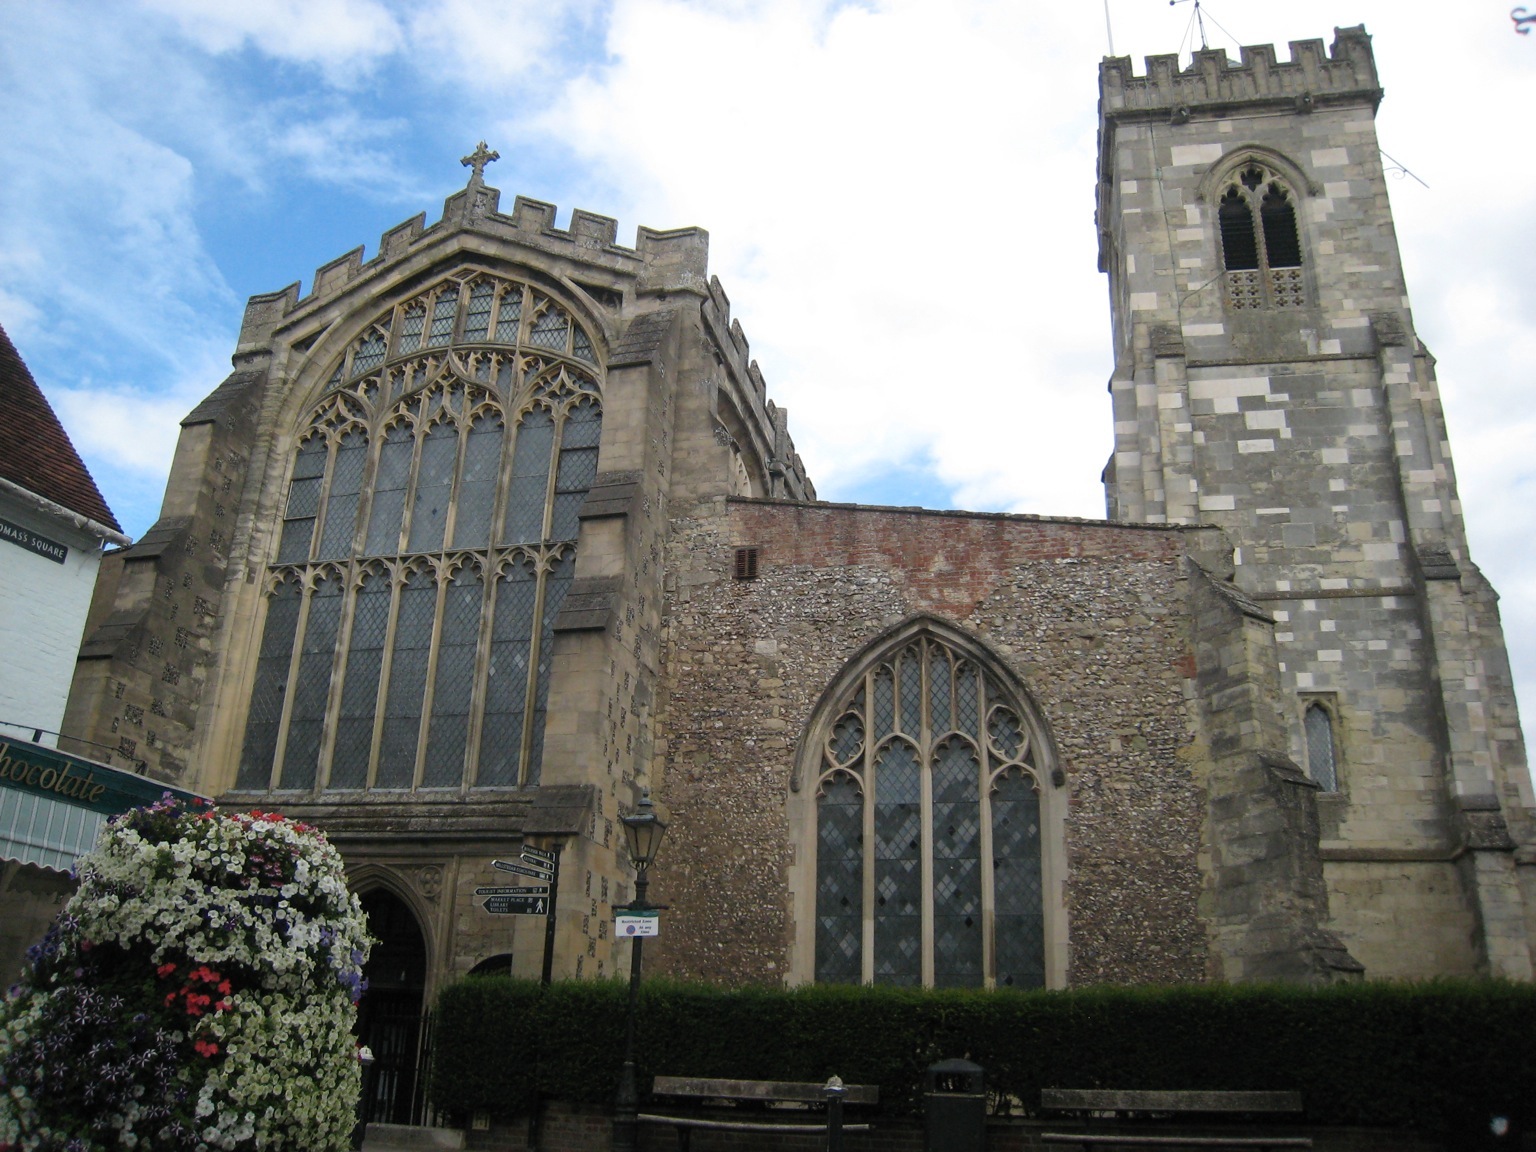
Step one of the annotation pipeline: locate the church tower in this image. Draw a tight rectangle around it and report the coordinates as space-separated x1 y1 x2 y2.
1098 26 1534 977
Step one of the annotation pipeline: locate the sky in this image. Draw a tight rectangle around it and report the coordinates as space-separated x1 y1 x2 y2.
1 0 1532 739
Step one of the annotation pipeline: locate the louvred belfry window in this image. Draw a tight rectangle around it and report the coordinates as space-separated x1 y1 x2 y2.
815 634 1048 989
237 273 601 792
1218 164 1306 310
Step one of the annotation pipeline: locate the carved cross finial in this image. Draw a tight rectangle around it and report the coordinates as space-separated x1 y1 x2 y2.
461 141 500 185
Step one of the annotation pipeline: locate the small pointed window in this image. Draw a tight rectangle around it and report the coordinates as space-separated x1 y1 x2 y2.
1218 163 1306 309
1304 703 1338 793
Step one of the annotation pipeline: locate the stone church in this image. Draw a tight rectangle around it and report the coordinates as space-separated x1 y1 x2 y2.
56 21 1534 1120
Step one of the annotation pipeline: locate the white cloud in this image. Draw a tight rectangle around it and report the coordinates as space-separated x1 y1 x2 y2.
405 0 580 87
140 0 406 81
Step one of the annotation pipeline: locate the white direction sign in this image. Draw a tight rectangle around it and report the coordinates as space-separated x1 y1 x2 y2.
521 845 556 865
615 911 659 938
475 885 549 897
493 858 553 882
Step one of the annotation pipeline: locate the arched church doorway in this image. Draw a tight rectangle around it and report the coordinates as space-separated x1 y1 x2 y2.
357 889 429 1125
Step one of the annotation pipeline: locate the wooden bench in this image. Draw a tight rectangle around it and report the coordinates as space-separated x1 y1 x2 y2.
1040 1090 1311 1151
640 1076 878 1150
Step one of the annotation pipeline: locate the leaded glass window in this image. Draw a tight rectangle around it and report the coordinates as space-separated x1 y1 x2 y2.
814 634 1049 988
1304 702 1338 793
239 271 603 792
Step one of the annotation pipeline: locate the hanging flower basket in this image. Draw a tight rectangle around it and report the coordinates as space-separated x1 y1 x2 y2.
0 795 370 1151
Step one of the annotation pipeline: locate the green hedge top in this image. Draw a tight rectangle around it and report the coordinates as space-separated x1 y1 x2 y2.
430 978 1536 1141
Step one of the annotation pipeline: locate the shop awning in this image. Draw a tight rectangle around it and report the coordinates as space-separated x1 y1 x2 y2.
0 737 206 872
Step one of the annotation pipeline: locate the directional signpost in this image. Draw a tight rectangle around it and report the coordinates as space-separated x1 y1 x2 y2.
483 843 563 985
483 893 549 915
493 858 554 882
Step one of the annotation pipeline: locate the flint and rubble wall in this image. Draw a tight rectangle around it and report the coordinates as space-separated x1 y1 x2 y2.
650 498 1210 987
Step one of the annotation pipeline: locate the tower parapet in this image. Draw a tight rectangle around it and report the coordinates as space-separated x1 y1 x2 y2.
1100 26 1380 121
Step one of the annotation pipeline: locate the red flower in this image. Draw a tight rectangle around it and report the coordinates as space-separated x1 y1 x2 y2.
194 1038 220 1058
157 962 177 978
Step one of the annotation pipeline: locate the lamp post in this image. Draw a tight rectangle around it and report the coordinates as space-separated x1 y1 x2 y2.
612 790 668 1152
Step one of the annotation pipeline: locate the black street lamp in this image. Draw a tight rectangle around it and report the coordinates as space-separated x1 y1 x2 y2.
612 790 669 1152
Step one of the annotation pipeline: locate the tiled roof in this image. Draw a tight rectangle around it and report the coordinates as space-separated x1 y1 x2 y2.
0 320 121 532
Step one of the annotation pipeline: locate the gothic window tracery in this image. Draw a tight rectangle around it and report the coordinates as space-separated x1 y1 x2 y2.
814 634 1048 989
1218 164 1306 310
237 271 602 793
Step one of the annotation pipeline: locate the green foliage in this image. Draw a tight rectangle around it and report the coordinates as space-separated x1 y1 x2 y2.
430 977 1536 1141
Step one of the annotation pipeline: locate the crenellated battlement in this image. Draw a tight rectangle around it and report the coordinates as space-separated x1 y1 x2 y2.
237 183 709 349
699 275 814 501
1100 25 1380 119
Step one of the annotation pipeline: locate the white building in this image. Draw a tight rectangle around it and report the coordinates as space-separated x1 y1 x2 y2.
0 320 132 979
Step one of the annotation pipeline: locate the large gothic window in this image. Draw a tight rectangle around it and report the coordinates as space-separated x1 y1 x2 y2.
1218 164 1305 310
814 633 1049 989
237 272 600 792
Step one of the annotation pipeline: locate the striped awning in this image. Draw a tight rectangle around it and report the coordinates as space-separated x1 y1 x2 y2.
0 737 205 872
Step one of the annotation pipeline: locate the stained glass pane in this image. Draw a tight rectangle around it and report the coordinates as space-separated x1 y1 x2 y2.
377 570 436 788
494 288 522 343
872 667 895 742
529 307 568 351
931 737 982 987
331 571 390 789
366 428 414 555
426 290 458 347
407 420 458 553
829 710 863 765
929 649 951 734
452 414 503 549
526 551 575 785
992 769 1044 989
277 436 327 564
562 398 602 447
317 430 367 559
988 705 1025 761
816 773 863 984
397 306 425 355
1305 705 1337 792
572 326 595 363
351 330 386 376
898 647 922 736
955 663 979 734
873 739 921 986
281 574 343 791
464 282 495 342
423 567 482 787
503 409 554 544
478 560 537 786
237 579 302 788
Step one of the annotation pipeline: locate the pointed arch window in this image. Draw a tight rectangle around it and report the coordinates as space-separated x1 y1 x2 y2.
237 272 603 793
1219 164 1306 310
814 633 1050 989
1304 701 1339 793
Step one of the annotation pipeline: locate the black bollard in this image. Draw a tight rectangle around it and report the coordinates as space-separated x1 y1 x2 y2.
825 1075 847 1152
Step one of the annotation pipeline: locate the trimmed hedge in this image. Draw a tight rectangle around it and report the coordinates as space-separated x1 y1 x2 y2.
430 978 1536 1142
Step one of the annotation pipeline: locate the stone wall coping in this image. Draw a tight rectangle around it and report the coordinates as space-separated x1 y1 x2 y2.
725 495 1190 533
